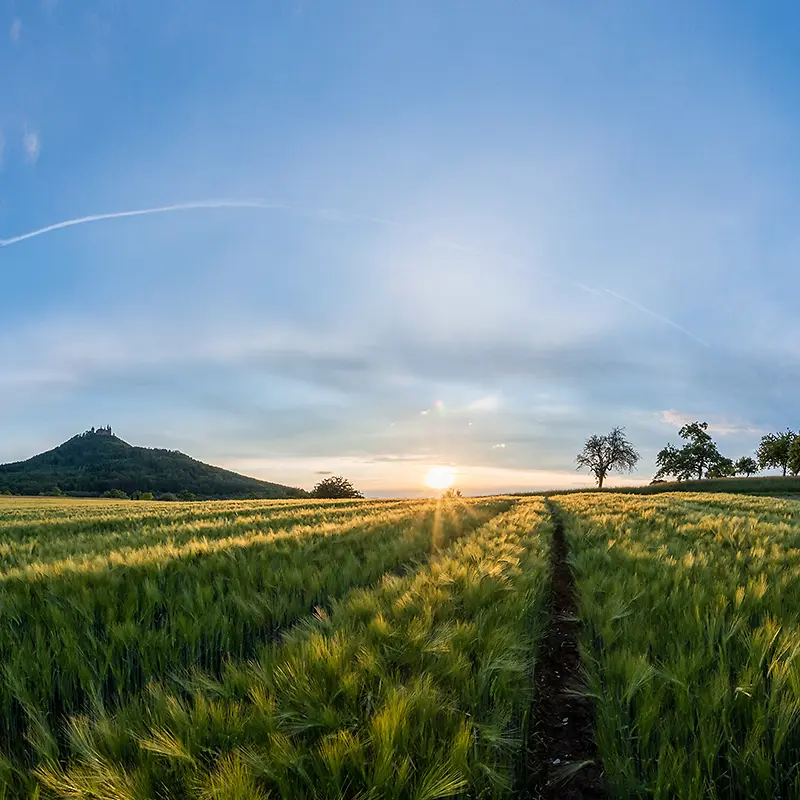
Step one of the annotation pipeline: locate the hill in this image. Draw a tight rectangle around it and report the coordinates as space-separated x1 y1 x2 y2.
0 428 307 499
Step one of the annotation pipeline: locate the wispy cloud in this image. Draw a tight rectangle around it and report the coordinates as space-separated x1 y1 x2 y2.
660 409 764 436
9 18 21 42
464 394 500 412
228 455 652 496
491 443 506 449
22 130 40 164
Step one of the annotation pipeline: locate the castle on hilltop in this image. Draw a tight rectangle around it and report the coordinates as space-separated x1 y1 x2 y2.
81 426 113 437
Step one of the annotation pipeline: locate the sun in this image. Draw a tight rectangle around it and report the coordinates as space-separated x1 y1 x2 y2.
425 466 457 490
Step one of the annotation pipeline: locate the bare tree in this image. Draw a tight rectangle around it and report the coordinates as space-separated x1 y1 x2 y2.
576 426 640 489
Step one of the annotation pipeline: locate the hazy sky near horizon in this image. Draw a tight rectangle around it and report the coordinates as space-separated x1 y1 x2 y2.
2 1 799 496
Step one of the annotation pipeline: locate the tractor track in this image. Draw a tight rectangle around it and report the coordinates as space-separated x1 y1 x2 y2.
524 500 606 798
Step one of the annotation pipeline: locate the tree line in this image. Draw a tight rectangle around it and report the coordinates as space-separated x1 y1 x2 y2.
79 477 364 501
577 424 800 487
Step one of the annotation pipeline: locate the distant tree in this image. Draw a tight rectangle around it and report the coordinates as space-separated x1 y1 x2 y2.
159 492 178 502
102 489 129 499
177 490 197 501
139 491 154 501
654 421 726 481
311 476 364 499
576 426 640 489
654 444 689 481
788 437 800 477
734 456 759 477
706 457 736 479
757 430 797 477
442 488 463 498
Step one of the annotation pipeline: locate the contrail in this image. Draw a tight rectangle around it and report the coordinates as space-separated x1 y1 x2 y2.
0 198 519 255
0 199 306 247
0 200 711 350
604 287 710 348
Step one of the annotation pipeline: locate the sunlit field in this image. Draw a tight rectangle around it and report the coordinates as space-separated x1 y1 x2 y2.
0 495 550 797
3 492 800 797
557 492 800 799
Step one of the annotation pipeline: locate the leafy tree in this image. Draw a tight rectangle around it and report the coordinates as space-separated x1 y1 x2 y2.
789 437 800 477
177 491 197 501
159 493 179 502
102 489 129 499
576 426 640 489
706 457 736 479
442 488 463 498
311 476 364 499
654 421 725 481
757 430 797 477
734 456 759 477
139 491 154 501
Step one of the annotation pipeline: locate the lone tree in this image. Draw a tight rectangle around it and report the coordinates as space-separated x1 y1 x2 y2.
576 426 640 489
734 456 759 477
654 421 726 481
311 476 364 499
757 430 797 477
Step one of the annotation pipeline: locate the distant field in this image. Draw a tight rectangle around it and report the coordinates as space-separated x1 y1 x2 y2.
2 492 800 798
525 474 800 498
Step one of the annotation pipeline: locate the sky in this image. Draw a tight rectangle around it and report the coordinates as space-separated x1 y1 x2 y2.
1 1 799 497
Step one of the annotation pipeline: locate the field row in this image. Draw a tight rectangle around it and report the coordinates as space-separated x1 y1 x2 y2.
35 500 551 799
561 492 800 799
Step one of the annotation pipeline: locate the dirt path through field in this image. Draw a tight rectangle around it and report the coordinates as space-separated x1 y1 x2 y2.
525 500 606 798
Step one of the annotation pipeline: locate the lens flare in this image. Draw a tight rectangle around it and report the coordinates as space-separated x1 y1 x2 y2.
424 466 457 490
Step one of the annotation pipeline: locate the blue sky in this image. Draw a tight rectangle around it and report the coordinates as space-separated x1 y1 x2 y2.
1 1 799 496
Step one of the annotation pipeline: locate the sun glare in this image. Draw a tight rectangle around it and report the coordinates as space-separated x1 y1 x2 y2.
425 466 457 490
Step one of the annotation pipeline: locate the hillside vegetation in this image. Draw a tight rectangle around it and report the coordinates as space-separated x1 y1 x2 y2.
0 429 305 499
528 475 800 499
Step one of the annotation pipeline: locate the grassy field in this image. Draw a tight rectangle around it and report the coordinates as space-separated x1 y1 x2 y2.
0 495 551 797
2 491 800 797
557 492 800 798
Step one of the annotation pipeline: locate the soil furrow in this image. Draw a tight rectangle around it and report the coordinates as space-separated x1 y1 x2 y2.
526 500 606 798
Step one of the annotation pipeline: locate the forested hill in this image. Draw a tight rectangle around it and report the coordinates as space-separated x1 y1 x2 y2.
0 429 306 499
